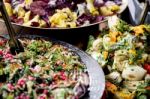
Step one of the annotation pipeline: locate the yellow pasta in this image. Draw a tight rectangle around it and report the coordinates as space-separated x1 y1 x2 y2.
86 0 99 15
23 15 40 26
49 8 77 28
39 19 46 27
18 7 26 18
24 11 31 23
4 3 13 16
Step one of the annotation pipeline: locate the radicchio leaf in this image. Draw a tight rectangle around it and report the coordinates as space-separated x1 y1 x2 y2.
94 0 105 7
95 15 104 22
114 0 122 5
10 15 24 24
31 22 39 27
30 1 48 16
77 14 96 26
48 0 75 9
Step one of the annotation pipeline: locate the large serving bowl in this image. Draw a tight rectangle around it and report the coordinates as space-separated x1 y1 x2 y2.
86 17 150 98
0 34 105 99
0 0 128 30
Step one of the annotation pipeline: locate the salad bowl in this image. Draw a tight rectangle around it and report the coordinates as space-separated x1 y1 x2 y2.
0 0 128 30
0 34 105 99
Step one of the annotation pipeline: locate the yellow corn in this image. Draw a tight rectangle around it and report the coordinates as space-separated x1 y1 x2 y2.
25 0 33 6
109 31 120 42
39 20 46 27
18 7 26 18
100 6 113 16
129 49 136 55
109 5 120 12
24 11 31 23
103 51 108 60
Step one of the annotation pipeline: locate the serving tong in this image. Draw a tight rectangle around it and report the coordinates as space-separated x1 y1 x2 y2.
0 0 24 55
139 0 150 24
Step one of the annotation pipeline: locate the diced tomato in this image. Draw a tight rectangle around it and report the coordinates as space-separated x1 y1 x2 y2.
38 95 46 99
17 79 26 86
145 86 150 90
0 50 3 55
28 76 35 81
0 41 4 46
53 74 59 81
3 53 13 60
60 71 67 80
17 93 30 99
0 83 2 87
75 96 79 99
39 83 47 87
43 89 48 94
105 82 117 94
7 83 15 91
144 64 150 74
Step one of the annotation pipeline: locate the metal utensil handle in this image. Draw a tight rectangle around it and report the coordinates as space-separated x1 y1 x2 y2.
0 0 19 48
139 0 150 24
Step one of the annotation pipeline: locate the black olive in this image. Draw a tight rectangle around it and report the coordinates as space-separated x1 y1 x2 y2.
0 74 8 83
36 77 43 84
36 88 44 94
0 94 2 99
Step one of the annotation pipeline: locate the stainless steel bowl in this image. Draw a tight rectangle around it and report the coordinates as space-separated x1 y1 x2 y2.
0 0 128 31
1 34 106 99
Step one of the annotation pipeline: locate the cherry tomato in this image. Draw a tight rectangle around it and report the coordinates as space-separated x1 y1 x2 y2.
144 64 150 74
145 86 150 90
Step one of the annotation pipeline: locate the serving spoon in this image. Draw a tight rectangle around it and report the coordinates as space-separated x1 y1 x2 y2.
139 0 150 24
0 0 24 55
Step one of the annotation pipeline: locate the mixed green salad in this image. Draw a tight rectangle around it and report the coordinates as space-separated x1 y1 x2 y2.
0 38 89 99
87 20 150 99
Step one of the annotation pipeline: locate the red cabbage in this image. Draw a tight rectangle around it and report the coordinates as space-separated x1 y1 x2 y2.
114 0 122 5
77 14 96 26
30 1 48 16
47 0 75 9
10 15 24 24
95 16 104 22
94 0 105 7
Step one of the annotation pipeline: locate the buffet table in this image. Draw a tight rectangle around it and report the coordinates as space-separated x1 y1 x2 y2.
2 0 150 99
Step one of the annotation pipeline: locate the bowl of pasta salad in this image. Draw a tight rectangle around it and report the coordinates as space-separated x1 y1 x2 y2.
87 19 150 98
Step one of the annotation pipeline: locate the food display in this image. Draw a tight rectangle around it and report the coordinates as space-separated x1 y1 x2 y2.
87 20 150 98
0 37 90 99
2 0 150 98
2 0 122 28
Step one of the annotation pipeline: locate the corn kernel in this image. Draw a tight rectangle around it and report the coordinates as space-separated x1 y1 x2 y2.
103 51 108 60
